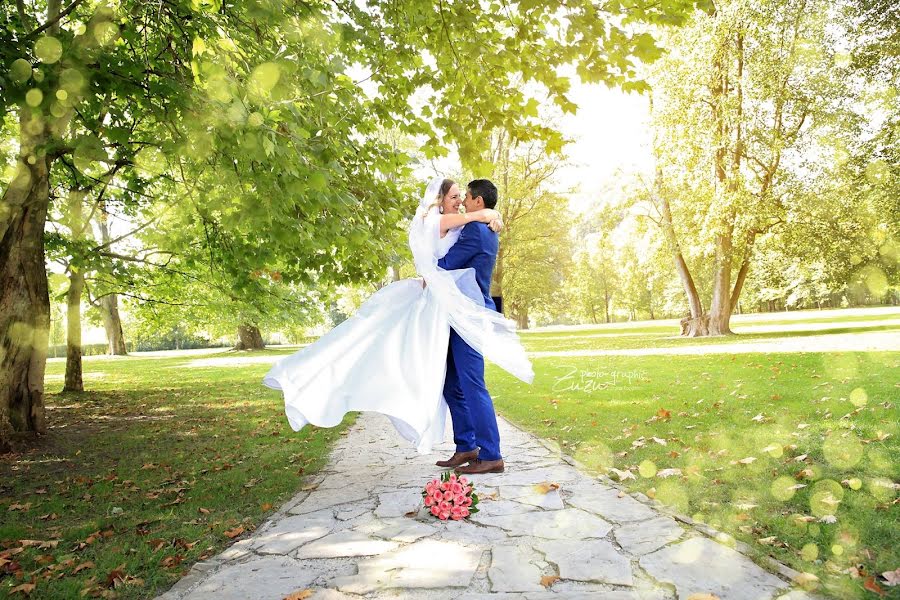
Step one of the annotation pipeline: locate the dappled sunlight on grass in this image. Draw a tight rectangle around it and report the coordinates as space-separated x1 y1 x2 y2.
490 324 899 599
0 355 353 599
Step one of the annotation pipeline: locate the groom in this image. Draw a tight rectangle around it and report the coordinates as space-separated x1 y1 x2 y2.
435 179 505 475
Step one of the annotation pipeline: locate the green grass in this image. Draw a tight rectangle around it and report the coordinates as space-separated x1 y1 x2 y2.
3 309 897 598
519 308 900 340
1 353 351 599
488 348 899 599
520 324 900 353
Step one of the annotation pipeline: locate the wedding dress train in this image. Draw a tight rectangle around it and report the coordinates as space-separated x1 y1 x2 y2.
263 179 533 454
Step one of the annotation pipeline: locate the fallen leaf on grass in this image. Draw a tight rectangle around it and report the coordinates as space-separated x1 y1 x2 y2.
734 457 757 465
540 575 559 588
792 572 819 589
657 408 671 420
224 526 245 539
608 468 636 482
864 576 887 596
882 568 900 586
198 507 211 515
73 561 95 574
686 594 720 600
8 503 31 511
261 502 273 511
160 555 183 568
651 437 667 446
283 590 314 600
105 564 127 588
9 581 35 595
657 468 682 478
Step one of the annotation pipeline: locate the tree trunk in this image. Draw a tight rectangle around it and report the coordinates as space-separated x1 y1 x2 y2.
0 0 63 449
515 305 529 330
100 295 128 355
651 156 704 334
64 270 85 392
707 224 735 335
0 152 51 451
235 324 265 350
603 288 611 323
96 202 128 355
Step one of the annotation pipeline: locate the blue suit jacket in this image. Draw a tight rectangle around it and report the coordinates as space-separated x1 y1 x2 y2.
437 222 498 311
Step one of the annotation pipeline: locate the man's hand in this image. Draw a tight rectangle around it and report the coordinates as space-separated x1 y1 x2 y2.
488 218 504 233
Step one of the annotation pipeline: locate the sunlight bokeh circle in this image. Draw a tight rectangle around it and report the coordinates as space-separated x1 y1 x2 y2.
822 434 863 469
251 62 281 94
656 480 689 513
848 388 867 407
11 59 32 83
25 89 43 107
638 460 657 478
868 477 896 502
809 480 844 517
800 543 818 561
771 476 798 501
34 36 63 63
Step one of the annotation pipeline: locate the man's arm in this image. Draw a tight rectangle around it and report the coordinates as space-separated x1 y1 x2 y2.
437 223 481 270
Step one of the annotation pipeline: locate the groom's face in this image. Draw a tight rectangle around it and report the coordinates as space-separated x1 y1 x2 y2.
463 189 483 213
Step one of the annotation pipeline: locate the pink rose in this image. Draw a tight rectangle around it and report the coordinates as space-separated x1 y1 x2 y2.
449 473 457 483
459 476 468 486
463 497 472 506
443 490 454 501
440 481 450 491
430 505 440 516
454 494 466 505
424 496 434 507
450 483 463 495
460 507 470 518
439 509 451 520
450 506 464 520
439 501 452 512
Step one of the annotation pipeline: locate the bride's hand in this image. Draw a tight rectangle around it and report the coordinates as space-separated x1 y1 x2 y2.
488 218 504 232
482 209 501 223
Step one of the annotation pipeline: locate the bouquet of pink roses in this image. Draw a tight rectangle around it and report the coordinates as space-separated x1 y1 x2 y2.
422 472 480 520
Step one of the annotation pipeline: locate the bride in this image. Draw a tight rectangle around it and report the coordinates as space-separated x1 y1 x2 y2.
263 177 534 453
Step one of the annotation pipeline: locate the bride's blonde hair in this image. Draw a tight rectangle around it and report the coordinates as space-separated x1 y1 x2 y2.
425 178 456 217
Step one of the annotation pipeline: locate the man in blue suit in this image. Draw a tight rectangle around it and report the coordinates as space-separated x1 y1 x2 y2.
434 179 505 474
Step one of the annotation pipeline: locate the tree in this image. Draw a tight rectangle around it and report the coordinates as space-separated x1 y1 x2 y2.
488 134 574 329
645 0 854 335
0 0 708 447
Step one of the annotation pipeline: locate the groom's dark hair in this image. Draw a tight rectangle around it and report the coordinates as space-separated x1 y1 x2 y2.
468 179 498 209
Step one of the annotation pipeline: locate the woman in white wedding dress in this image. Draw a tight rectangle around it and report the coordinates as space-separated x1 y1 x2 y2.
263 177 534 453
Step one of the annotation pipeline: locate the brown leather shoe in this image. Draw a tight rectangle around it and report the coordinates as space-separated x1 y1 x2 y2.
454 459 505 474
436 449 479 468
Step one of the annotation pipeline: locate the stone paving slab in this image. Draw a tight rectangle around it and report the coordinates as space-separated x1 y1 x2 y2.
156 413 819 600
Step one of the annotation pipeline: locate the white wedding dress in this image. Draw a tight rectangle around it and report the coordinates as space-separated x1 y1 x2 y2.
263 178 534 454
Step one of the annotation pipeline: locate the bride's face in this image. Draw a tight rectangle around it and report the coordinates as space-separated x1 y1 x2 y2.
441 183 461 214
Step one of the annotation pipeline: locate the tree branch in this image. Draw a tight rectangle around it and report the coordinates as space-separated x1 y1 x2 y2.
25 0 85 40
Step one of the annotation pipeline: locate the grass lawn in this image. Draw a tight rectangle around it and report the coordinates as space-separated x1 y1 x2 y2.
490 323 899 599
1 353 351 599
2 308 897 599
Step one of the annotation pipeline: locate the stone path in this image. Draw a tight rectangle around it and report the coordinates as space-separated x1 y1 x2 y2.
156 414 820 600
